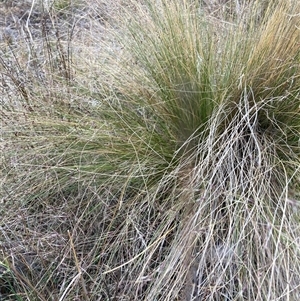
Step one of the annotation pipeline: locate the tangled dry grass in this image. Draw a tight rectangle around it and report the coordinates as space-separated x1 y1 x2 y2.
1 0 300 300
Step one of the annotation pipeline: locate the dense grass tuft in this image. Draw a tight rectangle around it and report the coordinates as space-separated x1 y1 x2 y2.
1 0 300 300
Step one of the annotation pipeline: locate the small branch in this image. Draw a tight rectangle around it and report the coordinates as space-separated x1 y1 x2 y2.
68 230 89 300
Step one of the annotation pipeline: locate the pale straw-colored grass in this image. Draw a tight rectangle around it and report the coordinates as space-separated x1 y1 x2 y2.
1 0 300 300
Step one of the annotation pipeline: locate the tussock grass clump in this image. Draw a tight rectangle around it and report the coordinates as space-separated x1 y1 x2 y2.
1 0 300 300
